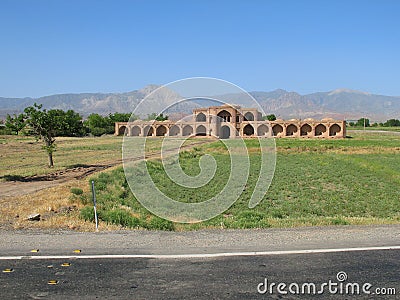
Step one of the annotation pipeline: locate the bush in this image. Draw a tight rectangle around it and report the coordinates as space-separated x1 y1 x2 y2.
80 206 95 222
101 209 141 228
70 187 83 195
145 217 175 231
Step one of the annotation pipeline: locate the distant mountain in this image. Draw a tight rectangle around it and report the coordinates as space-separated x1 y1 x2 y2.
1 86 399 121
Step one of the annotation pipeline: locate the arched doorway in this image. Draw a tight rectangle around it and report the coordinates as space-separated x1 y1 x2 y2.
286 124 298 136
315 124 327 136
244 112 254 121
169 125 180 136
143 125 153 136
243 124 254 136
182 125 193 136
300 124 312 136
131 126 141 136
196 113 206 122
272 124 283 136
329 124 341 136
217 110 231 122
118 125 127 136
156 125 167 136
220 126 230 139
196 125 207 136
257 124 269 136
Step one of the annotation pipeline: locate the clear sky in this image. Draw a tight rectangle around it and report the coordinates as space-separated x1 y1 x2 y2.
1 0 400 98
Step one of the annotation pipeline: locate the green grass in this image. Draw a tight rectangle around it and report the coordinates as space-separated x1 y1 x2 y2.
0 134 207 179
81 131 400 229
0 135 124 178
348 126 400 132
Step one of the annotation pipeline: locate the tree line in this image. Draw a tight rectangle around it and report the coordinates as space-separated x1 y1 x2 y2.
348 118 400 127
1 103 167 167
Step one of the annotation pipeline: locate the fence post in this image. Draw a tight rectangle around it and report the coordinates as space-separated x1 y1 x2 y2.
91 180 99 232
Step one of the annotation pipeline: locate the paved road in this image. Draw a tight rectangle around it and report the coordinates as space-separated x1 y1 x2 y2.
1 250 399 299
1 225 399 299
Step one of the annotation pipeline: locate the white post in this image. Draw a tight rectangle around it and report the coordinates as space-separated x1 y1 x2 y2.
91 180 99 232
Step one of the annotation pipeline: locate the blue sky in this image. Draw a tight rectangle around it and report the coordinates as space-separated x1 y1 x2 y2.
1 0 400 98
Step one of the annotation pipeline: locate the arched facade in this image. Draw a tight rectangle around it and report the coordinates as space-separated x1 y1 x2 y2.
300 124 312 136
329 124 341 136
272 124 283 136
315 124 327 136
182 125 193 136
169 125 180 136
286 124 298 136
257 124 269 136
244 112 254 121
118 125 127 136
196 125 207 136
156 125 167 136
196 112 206 122
217 110 231 122
243 124 254 136
220 126 230 139
115 105 346 139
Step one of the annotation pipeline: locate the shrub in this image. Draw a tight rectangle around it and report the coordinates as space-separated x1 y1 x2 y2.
145 217 175 231
80 206 95 222
102 209 141 228
70 187 83 195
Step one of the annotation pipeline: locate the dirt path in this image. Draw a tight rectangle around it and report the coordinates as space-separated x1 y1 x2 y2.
0 140 211 199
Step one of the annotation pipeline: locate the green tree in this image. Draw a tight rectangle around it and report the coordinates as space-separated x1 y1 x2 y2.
24 103 60 167
383 119 400 127
263 114 277 121
146 113 168 121
109 112 137 122
84 114 113 136
145 113 158 121
49 109 86 137
5 113 26 135
356 118 370 127
155 113 168 121
348 122 355 127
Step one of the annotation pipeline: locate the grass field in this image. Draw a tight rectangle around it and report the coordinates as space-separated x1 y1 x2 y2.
80 131 400 230
0 135 201 179
0 135 123 178
1 131 399 230
347 126 400 132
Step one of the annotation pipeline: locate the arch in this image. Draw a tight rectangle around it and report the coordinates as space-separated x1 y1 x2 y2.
217 110 232 122
196 112 206 122
118 125 127 136
143 125 153 136
243 124 254 136
300 124 312 136
315 124 327 136
156 125 167 136
220 125 230 139
329 124 341 136
244 112 254 121
286 124 298 136
272 124 283 136
182 125 193 136
131 126 141 136
196 125 207 136
169 125 180 136
257 124 269 136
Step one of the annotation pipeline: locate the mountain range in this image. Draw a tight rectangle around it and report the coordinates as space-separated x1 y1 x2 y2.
1 86 399 122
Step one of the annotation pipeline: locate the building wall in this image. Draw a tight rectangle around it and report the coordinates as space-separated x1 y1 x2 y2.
115 106 346 138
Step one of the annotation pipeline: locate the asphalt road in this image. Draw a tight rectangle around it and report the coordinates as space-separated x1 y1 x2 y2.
1 250 399 299
1 225 399 299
